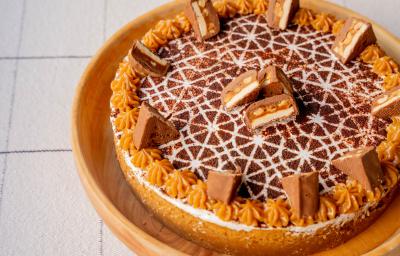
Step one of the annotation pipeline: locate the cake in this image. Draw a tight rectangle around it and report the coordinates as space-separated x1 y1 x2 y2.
109 1 400 255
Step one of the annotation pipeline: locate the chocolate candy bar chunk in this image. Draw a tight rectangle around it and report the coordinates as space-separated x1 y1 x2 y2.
128 40 170 77
332 146 383 191
244 94 299 130
371 86 400 118
207 169 242 204
281 172 319 218
221 70 260 110
184 0 220 42
332 17 376 64
133 102 179 149
258 66 294 97
267 0 300 30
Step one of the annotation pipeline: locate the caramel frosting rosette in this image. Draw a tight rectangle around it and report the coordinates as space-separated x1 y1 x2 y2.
146 159 174 187
311 13 335 33
130 148 163 169
187 180 209 209
111 90 140 111
142 28 168 52
332 19 345 36
383 73 400 91
114 108 139 131
333 181 365 214
366 187 383 203
290 214 314 227
211 198 242 222
382 161 399 188
316 196 337 222
174 12 191 33
264 198 290 227
165 170 198 199
111 75 137 93
119 129 135 151
238 199 264 226
235 0 254 15
214 0 238 18
387 116 400 142
154 19 182 41
360 44 385 64
293 8 315 27
377 141 400 163
373 56 399 76
253 0 268 15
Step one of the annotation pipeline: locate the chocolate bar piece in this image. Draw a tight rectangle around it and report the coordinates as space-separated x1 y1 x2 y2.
221 70 260 110
244 94 299 130
371 86 400 118
258 66 293 97
184 0 220 41
332 17 376 64
281 172 319 218
267 0 300 30
133 102 179 149
207 169 242 204
332 146 383 191
128 40 170 77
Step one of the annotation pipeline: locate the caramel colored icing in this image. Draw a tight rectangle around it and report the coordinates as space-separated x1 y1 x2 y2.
373 56 399 76
147 159 174 186
332 19 345 36
174 12 191 33
235 0 254 15
211 199 242 221
238 200 264 226
366 187 382 203
130 148 163 169
383 73 400 91
387 116 400 143
165 170 197 198
264 198 290 227
142 29 168 52
333 181 365 214
316 196 337 222
253 0 268 15
293 8 315 27
378 116 400 162
311 13 335 33
290 214 314 227
154 19 182 41
187 180 209 209
382 161 399 188
111 90 140 111
119 129 134 151
214 0 238 18
115 108 139 131
360 45 385 64
111 63 139 92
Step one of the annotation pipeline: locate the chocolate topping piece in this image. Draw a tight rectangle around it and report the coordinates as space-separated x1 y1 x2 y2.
331 146 383 191
244 94 299 131
129 40 170 77
372 86 400 118
184 0 220 42
133 102 179 149
258 66 294 97
267 0 299 30
281 172 319 218
207 169 242 204
221 70 260 110
332 17 376 64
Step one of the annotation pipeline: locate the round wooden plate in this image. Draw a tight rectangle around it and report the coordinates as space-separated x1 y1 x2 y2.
71 0 400 255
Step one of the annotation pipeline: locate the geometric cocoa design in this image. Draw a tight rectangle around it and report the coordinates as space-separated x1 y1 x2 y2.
138 14 388 200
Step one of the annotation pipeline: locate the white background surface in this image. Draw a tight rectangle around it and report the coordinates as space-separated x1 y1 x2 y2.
0 0 398 255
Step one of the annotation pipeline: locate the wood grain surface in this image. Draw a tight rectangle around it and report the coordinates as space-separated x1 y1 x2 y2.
71 0 400 255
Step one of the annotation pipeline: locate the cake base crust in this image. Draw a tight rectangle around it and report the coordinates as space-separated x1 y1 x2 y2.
114 136 398 256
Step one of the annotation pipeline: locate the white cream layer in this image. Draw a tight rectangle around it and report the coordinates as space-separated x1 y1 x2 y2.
251 107 294 128
226 81 259 109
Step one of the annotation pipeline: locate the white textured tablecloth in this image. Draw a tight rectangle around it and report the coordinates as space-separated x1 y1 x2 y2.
0 0 398 255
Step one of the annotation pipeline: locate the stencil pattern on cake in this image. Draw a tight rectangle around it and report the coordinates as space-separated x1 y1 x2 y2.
138 15 388 200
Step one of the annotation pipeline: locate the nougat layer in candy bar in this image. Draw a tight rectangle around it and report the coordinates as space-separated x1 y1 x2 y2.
184 0 220 41
129 40 170 77
258 65 293 97
244 94 299 130
221 70 260 110
267 0 299 30
372 85 400 118
332 17 376 64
